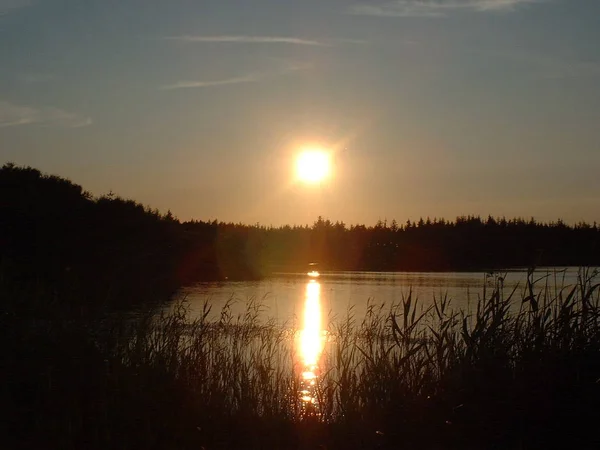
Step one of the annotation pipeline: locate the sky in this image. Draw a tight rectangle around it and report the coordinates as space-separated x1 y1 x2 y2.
1 0 599 226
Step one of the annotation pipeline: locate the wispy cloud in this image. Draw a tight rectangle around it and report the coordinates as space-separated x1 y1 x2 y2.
0 101 92 128
0 0 31 16
161 61 311 91
165 35 327 46
162 74 262 90
349 0 546 17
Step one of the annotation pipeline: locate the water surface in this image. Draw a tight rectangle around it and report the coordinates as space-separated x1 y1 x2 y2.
175 267 592 414
178 268 584 323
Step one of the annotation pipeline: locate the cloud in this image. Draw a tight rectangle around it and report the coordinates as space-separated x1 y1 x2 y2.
161 61 311 91
162 74 262 90
165 35 327 46
0 0 31 16
348 0 545 17
0 101 92 128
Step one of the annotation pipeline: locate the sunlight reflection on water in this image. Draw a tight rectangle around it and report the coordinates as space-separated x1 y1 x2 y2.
297 278 326 409
180 268 587 323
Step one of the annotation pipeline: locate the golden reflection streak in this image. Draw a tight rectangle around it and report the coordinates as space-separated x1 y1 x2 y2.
299 280 324 368
297 279 325 409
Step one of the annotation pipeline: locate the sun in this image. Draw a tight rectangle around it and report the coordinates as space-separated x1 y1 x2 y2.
296 149 331 184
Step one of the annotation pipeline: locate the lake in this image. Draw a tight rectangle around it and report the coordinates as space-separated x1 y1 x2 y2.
173 267 594 410
176 267 585 324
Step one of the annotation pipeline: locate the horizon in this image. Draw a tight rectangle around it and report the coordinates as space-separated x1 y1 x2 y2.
6 159 599 230
2 0 599 225
3 4 600 445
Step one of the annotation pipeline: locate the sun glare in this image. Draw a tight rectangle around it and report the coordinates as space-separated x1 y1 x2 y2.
299 280 324 367
296 149 331 184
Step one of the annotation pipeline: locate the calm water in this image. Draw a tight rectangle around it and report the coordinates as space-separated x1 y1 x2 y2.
177 267 584 324
175 267 591 409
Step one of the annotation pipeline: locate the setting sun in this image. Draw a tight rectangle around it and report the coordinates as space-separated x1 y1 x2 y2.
296 149 331 184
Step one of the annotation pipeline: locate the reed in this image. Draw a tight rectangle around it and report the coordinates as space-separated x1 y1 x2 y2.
3 268 599 449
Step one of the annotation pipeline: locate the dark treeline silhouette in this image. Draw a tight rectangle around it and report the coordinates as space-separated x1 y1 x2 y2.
2 163 599 311
2 163 600 450
200 215 599 275
1 163 182 313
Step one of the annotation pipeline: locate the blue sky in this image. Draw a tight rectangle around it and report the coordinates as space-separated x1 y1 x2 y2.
1 0 599 225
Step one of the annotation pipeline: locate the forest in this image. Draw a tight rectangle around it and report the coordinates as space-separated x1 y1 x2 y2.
2 163 598 307
2 163 600 450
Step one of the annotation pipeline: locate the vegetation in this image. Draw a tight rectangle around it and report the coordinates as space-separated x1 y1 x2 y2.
3 269 599 449
0 163 182 313
2 163 599 449
1 164 599 297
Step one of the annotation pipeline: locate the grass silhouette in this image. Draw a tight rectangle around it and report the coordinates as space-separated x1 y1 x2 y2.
3 268 599 449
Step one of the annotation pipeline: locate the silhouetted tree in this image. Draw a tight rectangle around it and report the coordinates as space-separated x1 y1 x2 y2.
2 163 599 313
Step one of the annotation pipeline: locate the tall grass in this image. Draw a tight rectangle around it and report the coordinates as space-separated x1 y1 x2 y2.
3 269 600 449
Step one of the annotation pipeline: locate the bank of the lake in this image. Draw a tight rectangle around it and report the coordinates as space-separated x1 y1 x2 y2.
3 165 600 449
4 267 600 450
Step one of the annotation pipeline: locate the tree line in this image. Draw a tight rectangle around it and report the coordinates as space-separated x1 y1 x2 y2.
1 163 598 310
